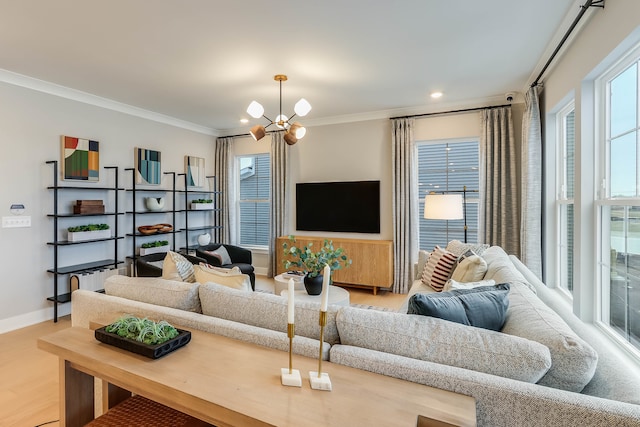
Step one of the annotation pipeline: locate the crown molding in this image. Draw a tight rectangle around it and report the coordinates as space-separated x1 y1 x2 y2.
0 68 219 136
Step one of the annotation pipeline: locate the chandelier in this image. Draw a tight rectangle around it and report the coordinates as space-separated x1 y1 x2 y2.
246 74 311 145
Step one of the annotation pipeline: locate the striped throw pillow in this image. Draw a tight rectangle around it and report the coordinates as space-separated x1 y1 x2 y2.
162 251 196 283
421 246 458 292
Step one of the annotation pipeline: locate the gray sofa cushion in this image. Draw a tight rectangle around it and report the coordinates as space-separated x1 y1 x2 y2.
104 275 201 313
199 282 340 345
336 306 552 383
483 247 599 392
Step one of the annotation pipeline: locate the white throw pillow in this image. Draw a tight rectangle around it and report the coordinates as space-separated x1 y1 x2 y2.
451 249 488 282
194 264 251 291
162 251 196 283
204 246 232 265
443 278 496 292
421 246 458 292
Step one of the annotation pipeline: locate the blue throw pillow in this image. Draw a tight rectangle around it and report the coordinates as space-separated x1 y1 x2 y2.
407 283 510 331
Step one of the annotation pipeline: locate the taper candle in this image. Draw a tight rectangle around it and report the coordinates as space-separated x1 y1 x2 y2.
287 278 295 323
320 264 330 311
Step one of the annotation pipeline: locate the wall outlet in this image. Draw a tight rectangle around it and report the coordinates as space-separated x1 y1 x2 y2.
2 216 31 228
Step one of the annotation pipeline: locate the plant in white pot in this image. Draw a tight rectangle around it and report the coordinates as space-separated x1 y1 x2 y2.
67 223 110 242
139 240 170 256
282 235 351 295
190 198 214 210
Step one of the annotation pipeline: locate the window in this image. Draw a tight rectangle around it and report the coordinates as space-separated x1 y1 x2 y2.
237 154 270 247
417 139 479 250
557 103 575 295
598 56 640 353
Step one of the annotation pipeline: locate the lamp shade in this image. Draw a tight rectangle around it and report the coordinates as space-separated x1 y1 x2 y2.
294 98 312 116
289 122 306 139
250 124 266 141
283 131 298 145
247 101 264 119
424 194 463 220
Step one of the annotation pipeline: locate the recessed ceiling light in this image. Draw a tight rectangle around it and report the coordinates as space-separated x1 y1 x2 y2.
240 118 249 124
430 91 443 99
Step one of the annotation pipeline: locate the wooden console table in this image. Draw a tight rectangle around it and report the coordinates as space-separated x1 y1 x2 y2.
277 236 394 294
38 327 476 427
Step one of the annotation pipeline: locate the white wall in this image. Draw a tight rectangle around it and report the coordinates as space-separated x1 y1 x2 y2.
0 81 214 331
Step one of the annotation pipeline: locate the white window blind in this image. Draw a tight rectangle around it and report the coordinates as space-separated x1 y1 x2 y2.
238 154 270 247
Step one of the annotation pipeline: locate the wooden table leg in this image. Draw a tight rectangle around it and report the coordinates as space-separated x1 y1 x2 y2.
60 359 95 427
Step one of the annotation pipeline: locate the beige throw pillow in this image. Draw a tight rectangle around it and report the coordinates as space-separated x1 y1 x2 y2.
443 278 496 292
162 251 196 283
194 264 251 291
451 249 488 282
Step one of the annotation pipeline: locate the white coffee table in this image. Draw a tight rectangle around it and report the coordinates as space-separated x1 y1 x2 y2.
274 273 305 294
280 285 350 307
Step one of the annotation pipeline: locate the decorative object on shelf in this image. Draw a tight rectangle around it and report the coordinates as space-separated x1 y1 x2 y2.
197 232 211 246
67 223 110 242
310 265 332 391
138 223 173 235
246 74 311 145
139 240 170 256
282 235 351 295
135 147 162 185
190 198 214 210
10 204 25 215
185 155 205 188
61 135 99 182
73 199 105 214
424 186 479 243
144 197 165 211
95 315 191 359
281 278 302 387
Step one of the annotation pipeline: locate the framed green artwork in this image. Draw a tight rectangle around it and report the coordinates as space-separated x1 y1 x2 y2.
61 135 99 181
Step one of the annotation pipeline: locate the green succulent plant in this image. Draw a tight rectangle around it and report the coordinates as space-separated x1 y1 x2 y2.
67 223 109 232
192 199 213 203
282 235 351 278
141 240 169 249
105 315 179 345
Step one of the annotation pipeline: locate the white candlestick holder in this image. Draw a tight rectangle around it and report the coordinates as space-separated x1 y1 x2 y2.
281 323 301 387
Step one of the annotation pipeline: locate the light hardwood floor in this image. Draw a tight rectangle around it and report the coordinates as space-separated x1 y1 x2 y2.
1 277 406 427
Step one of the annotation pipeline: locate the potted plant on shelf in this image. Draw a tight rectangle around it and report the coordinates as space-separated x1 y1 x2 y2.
67 223 110 242
190 198 214 210
139 240 170 256
282 235 351 295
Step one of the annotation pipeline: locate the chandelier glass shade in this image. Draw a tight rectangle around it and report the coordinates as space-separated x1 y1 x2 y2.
246 75 311 144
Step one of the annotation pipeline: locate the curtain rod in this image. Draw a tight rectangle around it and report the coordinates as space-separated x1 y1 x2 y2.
531 0 605 88
390 104 511 121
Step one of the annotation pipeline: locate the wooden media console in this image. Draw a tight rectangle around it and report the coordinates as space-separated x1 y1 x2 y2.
276 236 394 295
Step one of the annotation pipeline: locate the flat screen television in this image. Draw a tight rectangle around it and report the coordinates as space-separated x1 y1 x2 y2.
296 180 380 233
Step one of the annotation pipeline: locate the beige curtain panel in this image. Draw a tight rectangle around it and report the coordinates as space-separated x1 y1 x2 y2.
269 131 288 278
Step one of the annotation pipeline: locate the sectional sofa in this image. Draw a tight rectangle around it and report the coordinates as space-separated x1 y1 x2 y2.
71 245 640 426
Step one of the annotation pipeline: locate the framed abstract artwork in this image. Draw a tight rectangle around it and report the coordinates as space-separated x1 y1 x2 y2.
135 147 162 185
61 135 99 181
185 155 205 188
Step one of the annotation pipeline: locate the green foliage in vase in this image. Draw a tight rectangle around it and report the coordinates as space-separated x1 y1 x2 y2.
192 199 213 203
105 315 179 345
282 235 351 278
67 223 109 232
141 240 169 249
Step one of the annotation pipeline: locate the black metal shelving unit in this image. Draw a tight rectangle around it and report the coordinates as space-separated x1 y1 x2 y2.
125 169 179 276
178 175 223 251
46 161 124 322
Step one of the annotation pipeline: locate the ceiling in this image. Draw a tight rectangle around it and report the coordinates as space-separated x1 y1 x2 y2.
0 1 577 135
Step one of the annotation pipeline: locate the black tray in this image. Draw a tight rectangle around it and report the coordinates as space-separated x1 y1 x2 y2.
95 326 191 359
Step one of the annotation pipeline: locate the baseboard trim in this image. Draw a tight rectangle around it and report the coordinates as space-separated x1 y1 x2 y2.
0 303 71 334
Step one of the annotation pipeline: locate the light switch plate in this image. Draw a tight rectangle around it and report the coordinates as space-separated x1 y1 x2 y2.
2 216 31 228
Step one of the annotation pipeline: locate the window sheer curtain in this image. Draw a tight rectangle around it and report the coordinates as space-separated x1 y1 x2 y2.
479 107 521 256
269 131 288 278
214 136 233 244
521 87 543 278
391 118 418 294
